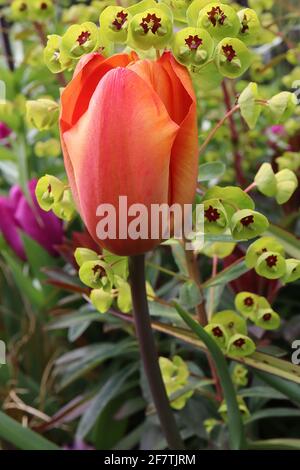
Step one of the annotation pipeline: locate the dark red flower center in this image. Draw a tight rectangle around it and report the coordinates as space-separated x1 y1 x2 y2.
222 44 237 62
240 215 254 227
92 264 105 278
233 338 246 348
263 313 272 321
140 13 161 34
205 205 220 222
112 10 128 31
266 254 277 268
40 2 48 9
241 14 249 34
212 326 223 338
47 184 52 194
244 296 254 307
19 2 27 11
77 31 91 46
185 35 203 50
207 6 227 27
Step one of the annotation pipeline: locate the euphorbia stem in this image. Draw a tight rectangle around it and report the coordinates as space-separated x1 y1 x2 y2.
129 254 184 450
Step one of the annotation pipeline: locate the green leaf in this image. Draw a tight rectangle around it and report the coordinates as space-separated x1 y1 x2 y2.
179 281 202 308
246 407 300 424
76 364 137 438
202 259 249 288
47 307 101 330
22 234 57 283
255 371 300 403
266 224 300 259
248 438 300 450
0 411 58 450
198 161 226 182
173 303 246 450
0 146 16 161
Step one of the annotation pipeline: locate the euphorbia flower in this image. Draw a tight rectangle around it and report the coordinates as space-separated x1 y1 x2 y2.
0 179 63 260
60 51 198 255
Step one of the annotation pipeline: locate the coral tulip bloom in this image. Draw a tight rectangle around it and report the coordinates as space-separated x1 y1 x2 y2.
60 51 198 255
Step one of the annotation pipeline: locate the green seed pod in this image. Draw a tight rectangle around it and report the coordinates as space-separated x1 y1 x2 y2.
52 188 76 221
34 139 61 158
197 3 240 41
237 8 260 45
255 308 280 330
90 288 113 314
128 6 173 51
35 174 64 212
26 98 59 131
30 0 54 20
231 364 248 388
254 162 277 197
74 248 99 267
44 35 74 74
275 169 298 205
79 260 111 289
215 37 252 79
211 310 247 336
230 209 269 241
61 22 100 59
117 280 132 313
203 199 228 234
255 250 287 279
11 0 29 20
281 258 300 284
268 92 298 124
204 323 229 350
245 236 285 269
227 333 256 357
235 291 259 321
172 27 214 66
100 6 131 44
219 395 250 420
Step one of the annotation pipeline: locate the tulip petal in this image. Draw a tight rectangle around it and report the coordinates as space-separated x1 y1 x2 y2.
62 67 179 255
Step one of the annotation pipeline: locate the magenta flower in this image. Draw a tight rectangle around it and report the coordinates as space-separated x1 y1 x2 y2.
0 122 11 140
0 179 63 260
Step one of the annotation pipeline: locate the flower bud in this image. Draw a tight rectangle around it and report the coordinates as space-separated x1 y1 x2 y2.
203 199 228 234
26 98 59 130
230 209 269 241
44 34 74 74
74 247 99 267
128 6 173 50
275 169 298 205
281 258 300 284
227 333 255 357
254 162 277 197
231 364 248 387
237 8 260 45
245 236 285 269
235 291 259 321
159 355 193 410
34 139 61 158
52 188 76 221
172 27 214 66
197 2 240 41
268 92 298 124
215 37 252 79
100 6 131 44
255 250 287 279
219 395 250 421
35 174 65 211
90 287 113 313
61 22 100 59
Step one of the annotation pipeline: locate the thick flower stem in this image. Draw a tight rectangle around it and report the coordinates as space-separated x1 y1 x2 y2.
129 254 184 450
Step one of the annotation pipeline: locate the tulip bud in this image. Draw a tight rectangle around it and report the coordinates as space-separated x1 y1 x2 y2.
230 209 269 241
281 258 300 284
255 250 287 279
237 8 260 45
235 291 259 321
275 169 298 205
79 260 112 289
268 92 298 124
231 364 248 387
254 162 277 197
128 6 173 50
255 308 280 330
204 323 229 350
61 22 100 59
203 199 228 234
227 333 255 357
52 188 76 221
172 27 214 66
211 310 247 336
90 287 113 313
74 247 99 267
100 6 131 44
197 3 240 41
245 236 285 269
215 37 252 79
34 139 61 158
26 98 59 130
44 35 74 74
35 174 65 211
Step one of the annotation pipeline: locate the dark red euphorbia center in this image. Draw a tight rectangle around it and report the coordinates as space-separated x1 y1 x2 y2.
207 6 227 26
266 255 277 268
205 205 220 222
241 215 254 226
222 44 237 62
233 338 246 348
244 296 254 306
77 31 91 46
140 13 161 34
112 11 128 30
185 35 203 50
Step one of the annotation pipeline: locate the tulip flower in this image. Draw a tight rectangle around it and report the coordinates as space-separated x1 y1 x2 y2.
60 51 198 256
0 179 63 260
